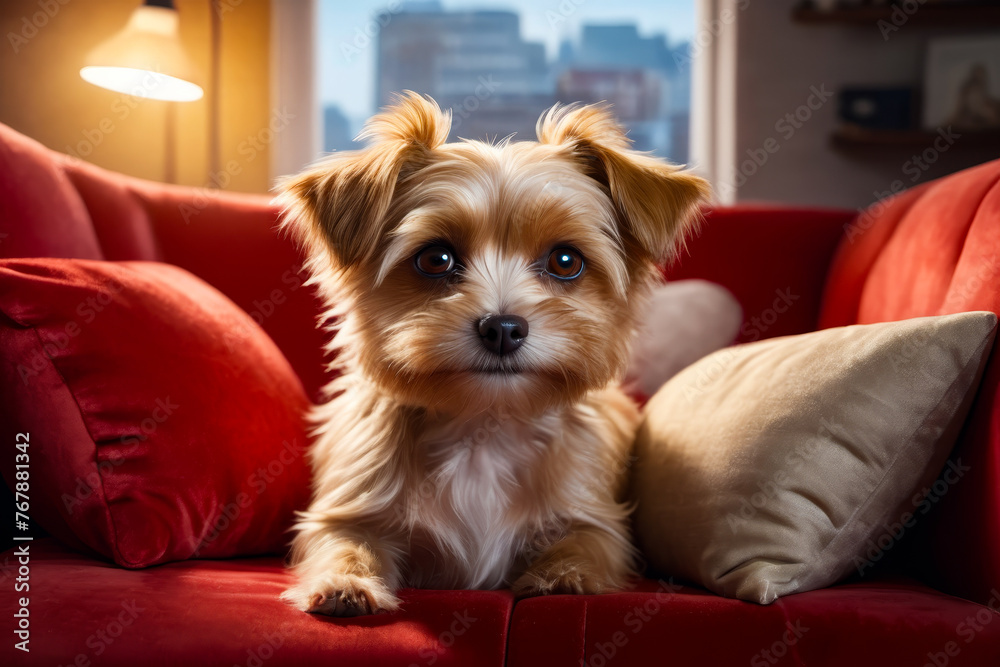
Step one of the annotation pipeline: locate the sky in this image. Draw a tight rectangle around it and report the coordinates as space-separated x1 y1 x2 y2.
318 0 697 119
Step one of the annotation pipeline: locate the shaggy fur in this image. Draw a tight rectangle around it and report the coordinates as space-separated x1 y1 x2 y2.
278 92 709 616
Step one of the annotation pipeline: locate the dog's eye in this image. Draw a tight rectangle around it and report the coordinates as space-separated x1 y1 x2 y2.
545 247 584 280
414 245 456 277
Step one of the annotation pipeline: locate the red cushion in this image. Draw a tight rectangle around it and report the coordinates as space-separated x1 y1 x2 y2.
0 539 513 667
819 159 1000 605
507 577 1000 667
0 259 311 567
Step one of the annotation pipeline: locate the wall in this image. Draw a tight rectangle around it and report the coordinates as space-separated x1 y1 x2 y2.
0 0 274 193
725 0 999 209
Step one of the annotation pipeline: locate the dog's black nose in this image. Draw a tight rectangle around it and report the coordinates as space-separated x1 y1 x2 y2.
478 314 528 356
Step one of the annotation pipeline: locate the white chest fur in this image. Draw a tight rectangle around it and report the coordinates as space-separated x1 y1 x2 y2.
400 409 560 589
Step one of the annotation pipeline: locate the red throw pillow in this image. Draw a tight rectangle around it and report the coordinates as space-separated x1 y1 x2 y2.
0 259 312 567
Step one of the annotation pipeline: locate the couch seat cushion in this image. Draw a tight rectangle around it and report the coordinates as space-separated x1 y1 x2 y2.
5 541 999 667
1 540 512 667
507 577 1000 667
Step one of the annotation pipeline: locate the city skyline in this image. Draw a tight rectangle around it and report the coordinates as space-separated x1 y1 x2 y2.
319 0 696 118
322 1 694 163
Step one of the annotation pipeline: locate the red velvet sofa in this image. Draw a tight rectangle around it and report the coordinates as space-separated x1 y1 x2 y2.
2 120 1000 666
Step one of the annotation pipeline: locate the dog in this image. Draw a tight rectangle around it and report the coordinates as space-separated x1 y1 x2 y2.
277 92 709 616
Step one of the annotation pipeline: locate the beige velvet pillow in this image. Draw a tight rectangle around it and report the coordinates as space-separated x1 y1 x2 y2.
633 312 997 604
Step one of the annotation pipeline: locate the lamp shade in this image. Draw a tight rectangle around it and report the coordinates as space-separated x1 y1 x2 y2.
80 4 203 102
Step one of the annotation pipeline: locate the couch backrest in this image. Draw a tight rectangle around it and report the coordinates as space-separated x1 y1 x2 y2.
820 159 1000 604
0 122 328 400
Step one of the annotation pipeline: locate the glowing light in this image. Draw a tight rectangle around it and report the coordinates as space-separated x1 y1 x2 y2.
80 66 203 101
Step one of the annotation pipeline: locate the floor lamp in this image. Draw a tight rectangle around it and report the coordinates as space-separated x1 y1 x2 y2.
79 0 204 184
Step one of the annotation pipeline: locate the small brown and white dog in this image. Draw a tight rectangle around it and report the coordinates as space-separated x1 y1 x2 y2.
278 93 709 616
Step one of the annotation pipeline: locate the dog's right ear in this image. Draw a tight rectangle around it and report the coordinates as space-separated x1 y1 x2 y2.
277 92 451 270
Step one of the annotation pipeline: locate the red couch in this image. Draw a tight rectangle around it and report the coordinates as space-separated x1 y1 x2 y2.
2 121 1000 666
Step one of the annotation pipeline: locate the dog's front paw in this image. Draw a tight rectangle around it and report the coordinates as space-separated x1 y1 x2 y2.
512 561 609 598
282 574 401 617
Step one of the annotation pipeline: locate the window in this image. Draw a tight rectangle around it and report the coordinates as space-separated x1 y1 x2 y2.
319 0 695 162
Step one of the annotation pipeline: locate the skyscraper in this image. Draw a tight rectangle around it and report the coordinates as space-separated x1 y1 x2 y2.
561 24 691 161
323 104 356 153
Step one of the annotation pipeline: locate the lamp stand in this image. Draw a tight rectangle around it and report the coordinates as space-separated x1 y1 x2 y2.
208 0 221 186
165 101 177 184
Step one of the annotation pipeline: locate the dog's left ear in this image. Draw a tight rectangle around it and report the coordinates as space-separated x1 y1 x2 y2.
537 104 711 263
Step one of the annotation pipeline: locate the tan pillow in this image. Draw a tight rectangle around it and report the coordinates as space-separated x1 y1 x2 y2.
633 312 998 604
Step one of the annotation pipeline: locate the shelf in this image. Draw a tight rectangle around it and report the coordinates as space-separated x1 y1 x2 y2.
793 2 1000 26
830 125 1000 149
